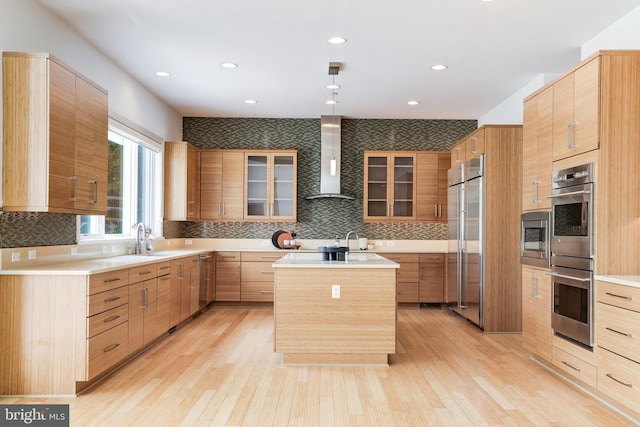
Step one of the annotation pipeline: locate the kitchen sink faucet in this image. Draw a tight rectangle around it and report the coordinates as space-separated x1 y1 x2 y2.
345 231 359 250
134 222 146 255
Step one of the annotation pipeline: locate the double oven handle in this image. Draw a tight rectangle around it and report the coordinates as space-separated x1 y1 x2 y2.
546 189 591 199
546 271 591 283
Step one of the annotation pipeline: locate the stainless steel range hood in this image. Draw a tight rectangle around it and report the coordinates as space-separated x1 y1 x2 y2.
305 115 354 200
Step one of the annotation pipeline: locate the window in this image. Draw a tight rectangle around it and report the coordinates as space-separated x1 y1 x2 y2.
79 119 163 242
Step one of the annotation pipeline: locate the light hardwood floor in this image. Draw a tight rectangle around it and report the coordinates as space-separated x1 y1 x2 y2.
2 306 638 426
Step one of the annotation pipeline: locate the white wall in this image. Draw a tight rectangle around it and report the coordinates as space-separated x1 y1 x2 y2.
478 4 640 126
0 0 182 150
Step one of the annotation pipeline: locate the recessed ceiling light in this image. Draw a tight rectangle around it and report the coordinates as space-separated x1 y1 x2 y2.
328 36 347 44
325 100 337 105
407 101 420 106
221 62 238 69
155 71 171 77
326 84 341 90
431 64 448 71
244 99 257 104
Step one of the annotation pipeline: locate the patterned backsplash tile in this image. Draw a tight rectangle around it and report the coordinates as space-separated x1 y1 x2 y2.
1 118 475 248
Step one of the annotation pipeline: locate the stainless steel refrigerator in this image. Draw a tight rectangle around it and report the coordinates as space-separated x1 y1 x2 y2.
448 155 484 329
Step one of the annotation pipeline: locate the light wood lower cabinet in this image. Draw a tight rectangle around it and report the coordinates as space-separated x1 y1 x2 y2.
381 253 419 303
379 253 444 304
551 345 597 388
216 252 241 301
419 254 444 303
521 266 552 361
180 256 201 321
240 252 282 302
87 322 129 381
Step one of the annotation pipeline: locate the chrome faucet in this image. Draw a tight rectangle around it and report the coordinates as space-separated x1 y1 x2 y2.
345 231 359 251
133 222 146 255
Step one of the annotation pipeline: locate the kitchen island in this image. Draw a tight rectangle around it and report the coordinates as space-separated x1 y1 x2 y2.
272 252 399 366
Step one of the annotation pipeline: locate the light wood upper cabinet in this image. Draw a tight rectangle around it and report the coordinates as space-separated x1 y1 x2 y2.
164 141 200 221
552 56 600 161
364 151 416 221
450 129 485 169
200 150 245 220
2 52 108 214
244 151 297 221
450 140 466 167
416 152 450 222
522 86 553 211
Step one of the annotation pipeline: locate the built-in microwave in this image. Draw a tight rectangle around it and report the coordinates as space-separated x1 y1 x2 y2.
521 211 550 268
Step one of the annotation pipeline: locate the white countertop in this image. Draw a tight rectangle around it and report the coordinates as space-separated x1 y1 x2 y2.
0 249 210 276
594 275 640 289
272 252 399 269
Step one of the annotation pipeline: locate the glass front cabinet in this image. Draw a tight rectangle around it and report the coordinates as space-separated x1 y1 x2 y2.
245 151 297 221
364 151 416 221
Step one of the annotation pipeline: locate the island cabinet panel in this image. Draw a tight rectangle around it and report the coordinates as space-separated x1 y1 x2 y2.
274 267 396 365
0 275 88 395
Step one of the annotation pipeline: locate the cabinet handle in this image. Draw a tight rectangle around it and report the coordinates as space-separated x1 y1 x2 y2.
104 296 121 303
605 327 632 338
103 343 120 353
531 275 539 299
260 290 274 295
454 147 461 162
438 204 442 218
69 176 78 202
605 373 632 388
89 180 98 204
567 121 576 148
605 292 632 301
103 277 122 284
189 200 195 215
261 271 274 275
470 138 476 154
221 256 236 260
142 287 148 309
434 205 438 217
179 262 185 280
138 271 152 276
561 360 581 372
160 276 171 282
103 315 121 323
531 181 540 204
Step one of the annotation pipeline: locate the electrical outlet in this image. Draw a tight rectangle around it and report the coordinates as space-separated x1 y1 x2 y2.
11 252 21 262
375 241 383 247
262 240 270 246
185 239 193 245
386 241 395 246
102 246 108 253
111 246 117 253
332 284 340 298
71 247 78 256
28 250 37 260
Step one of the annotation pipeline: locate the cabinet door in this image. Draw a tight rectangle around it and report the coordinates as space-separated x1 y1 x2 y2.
419 254 444 303
272 153 296 219
216 255 241 301
169 258 185 327
48 60 77 211
392 155 416 219
552 57 600 160
450 140 466 167
416 153 439 221
186 144 200 220
245 153 269 219
157 274 172 333
465 130 485 160
522 267 552 361
364 154 390 219
180 256 199 321
128 278 158 353
535 87 553 208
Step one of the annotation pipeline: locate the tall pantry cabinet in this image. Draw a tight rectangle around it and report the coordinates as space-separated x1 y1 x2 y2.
2 52 108 214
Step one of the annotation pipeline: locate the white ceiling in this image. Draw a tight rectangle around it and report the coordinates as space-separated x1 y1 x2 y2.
36 0 640 120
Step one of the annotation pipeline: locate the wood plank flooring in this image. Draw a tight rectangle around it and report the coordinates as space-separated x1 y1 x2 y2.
2 306 638 426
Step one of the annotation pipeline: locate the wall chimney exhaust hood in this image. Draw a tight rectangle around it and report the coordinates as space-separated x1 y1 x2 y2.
305 115 354 200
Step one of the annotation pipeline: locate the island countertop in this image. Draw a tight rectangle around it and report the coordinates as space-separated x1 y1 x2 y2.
272 252 399 269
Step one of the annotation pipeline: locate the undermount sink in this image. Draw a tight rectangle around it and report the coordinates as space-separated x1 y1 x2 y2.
318 246 349 261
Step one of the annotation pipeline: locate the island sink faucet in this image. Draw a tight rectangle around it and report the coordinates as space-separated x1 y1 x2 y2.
345 231 359 250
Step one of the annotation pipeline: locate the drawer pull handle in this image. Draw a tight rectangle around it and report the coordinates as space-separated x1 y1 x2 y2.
138 271 152 276
103 278 122 284
605 292 632 300
606 373 632 388
160 276 171 281
221 256 236 259
103 343 120 353
261 271 274 275
104 315 121 323
160 266 170 270
605 327 632 338
104 296 121 303
561 360 581 372
260 290 274 294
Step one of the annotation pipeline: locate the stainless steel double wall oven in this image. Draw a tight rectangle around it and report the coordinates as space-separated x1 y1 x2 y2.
548 163 594 348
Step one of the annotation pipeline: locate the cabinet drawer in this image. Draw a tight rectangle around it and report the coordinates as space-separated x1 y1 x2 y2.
241 282 274 302
397 282 418 303
157 261 171 276
597 281 640 313
597 347 640 414
397 262 419 283
551 346 597 388
87 285 129 316
241 252 285 262
596 302 640 362
88 321 128 379
89 269 129 295
241 261 275 282
88 303 129 338
380 253 419 263
419 253 444 264
217 252 241 262
129 263 158 283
